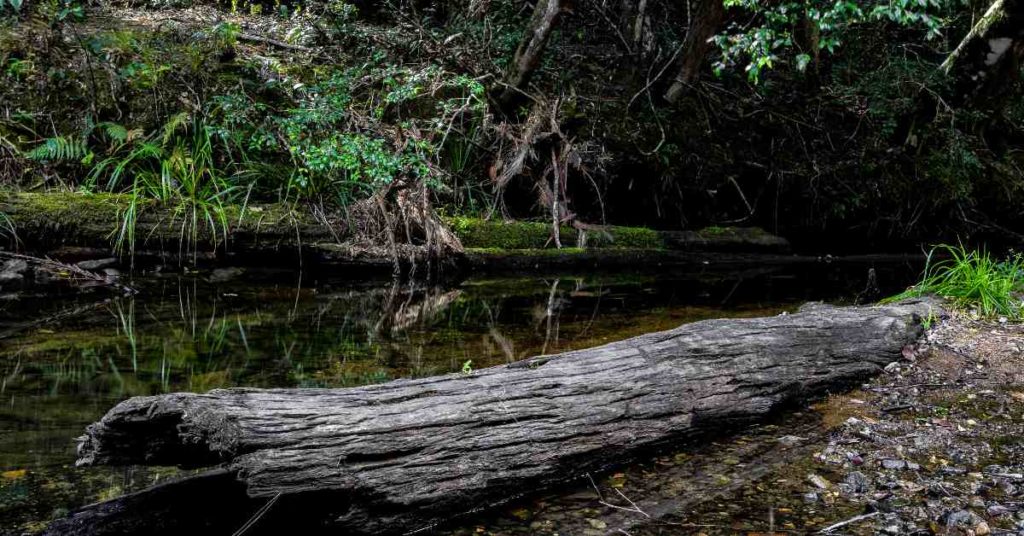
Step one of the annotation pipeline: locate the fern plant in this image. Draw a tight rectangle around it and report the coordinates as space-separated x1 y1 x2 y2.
27 136 92 163
85 115 245 261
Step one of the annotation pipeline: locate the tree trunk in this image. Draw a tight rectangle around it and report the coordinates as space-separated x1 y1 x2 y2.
52 299 934 535
664 0 724 104
496 0 566 109
940 0 1024 109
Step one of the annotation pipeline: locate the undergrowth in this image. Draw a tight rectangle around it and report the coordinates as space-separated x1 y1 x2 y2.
884 245 1024 319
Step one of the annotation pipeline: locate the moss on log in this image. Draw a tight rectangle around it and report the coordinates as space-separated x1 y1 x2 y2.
1 192 337 257
448 217 788 253
0 193 790 268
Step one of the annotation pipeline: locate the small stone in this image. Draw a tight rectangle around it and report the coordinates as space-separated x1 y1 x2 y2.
2 259 28 275
844 472 872 493
586 519 607 530
880 459 920 471
976 521 991 536
76 257 118 271
808 473 832 490
988 504 1012 517
777 435 804 446
803 492 819 503
884 362 901 373
944 509 983 529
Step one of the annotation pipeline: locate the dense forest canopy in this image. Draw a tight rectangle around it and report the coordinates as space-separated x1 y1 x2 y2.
0 0 1022 252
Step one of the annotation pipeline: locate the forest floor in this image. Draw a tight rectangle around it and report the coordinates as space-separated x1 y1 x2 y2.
447 307 1024 536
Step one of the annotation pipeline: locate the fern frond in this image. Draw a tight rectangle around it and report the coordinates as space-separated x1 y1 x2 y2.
27 136 91 162
126 128 145 143
98 122 129 144
162 112 190 146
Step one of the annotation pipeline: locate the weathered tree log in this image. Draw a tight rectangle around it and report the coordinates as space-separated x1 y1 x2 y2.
54 299 933 535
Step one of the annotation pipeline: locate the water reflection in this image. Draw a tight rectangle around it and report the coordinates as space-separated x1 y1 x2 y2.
0 261 918 533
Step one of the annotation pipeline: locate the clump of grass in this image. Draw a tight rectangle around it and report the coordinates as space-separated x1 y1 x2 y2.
884 244 1024 319
82 114 246 262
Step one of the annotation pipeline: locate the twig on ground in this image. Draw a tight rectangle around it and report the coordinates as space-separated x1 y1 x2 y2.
819 511 880 533
239 33 313 52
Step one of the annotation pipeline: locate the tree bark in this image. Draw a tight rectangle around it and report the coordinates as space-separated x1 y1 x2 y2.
496 0 566 109
940 0 1024 109
54 299 933 535
664 0 724 104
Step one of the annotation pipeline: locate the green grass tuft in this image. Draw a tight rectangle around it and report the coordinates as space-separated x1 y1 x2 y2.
884 244 1024 319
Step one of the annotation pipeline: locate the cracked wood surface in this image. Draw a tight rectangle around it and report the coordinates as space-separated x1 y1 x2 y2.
56 299 933 535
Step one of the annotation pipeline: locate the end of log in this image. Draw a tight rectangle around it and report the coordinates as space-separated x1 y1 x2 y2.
78 393 237 467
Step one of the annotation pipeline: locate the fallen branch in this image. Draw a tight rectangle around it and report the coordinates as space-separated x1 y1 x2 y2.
238 33 314 52
50 299 934 535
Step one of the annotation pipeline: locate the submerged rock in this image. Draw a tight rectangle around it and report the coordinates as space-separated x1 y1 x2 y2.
76 258 118 271
0 258 28 284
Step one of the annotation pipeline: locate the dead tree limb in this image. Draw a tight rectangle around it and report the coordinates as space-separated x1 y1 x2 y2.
496 0 566 109
940 0 1024 109
51 299 934 535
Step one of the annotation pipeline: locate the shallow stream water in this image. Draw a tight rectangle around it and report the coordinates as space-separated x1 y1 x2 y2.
0 260 920 534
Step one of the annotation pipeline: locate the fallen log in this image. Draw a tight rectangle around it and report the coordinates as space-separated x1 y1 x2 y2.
51 299 934 535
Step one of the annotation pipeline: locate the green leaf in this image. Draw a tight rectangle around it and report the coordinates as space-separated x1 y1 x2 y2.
795 53 812 72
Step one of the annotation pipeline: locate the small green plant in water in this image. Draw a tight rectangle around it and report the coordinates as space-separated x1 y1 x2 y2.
884 244 1024 319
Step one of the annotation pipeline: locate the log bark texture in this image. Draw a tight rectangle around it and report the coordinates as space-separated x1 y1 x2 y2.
60 299 933 535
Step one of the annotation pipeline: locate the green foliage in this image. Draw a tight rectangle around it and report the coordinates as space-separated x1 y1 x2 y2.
212 21 240 49
884 245 1024 319
27 136 91 163
83 116 244 259
714 0 954 82
2 0 22 15
206 62 486 205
